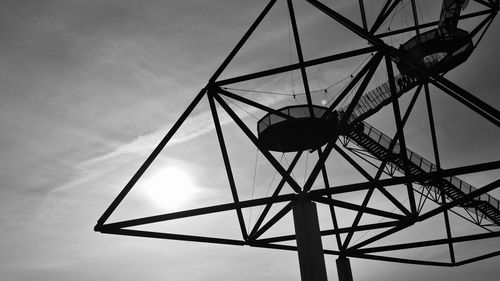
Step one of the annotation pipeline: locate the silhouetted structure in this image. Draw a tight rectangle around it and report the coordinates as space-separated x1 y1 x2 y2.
96 1 500 281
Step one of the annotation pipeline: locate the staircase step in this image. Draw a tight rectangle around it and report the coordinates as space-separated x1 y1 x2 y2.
348 122 500 226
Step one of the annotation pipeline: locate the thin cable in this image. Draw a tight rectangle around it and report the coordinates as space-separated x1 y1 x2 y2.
343 80 360 108
336 71 363 110
417 0 425 28
222 95 259 120
326 76 351 107
325 75 352 91
222 87 292 96
255 153 284 220
224 51 373 104
351 53 374 74
297 52 373 97
402 1 414 44
324 52 373 107
474 16 495 48
351 196 410 245
265 153 284 198
282 154 298 181
384 1 409 32
420 0 431 25
247 148 260 227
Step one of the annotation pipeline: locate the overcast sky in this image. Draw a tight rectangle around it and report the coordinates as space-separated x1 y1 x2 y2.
1 1 499 281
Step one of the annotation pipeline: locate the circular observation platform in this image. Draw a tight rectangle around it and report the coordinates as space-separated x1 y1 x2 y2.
257 105 338 152
397 28 473 75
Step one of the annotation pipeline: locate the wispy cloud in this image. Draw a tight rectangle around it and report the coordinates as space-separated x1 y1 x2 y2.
77 92 287 170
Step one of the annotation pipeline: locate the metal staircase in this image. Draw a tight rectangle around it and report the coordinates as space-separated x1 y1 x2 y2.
346 73 418 124
333 0 500 226
344 120 500 225
336 67 500 225
439 0 469 39
343 0 470 124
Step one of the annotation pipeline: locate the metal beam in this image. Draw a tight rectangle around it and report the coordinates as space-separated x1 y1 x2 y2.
333 144 410 249
334 86 425 244
386 57 417 215
356 231 500 253
334 144 412 216
350 222 413 250
217 87 292 120
212 90 303 193
255 221 401 244
96 88 207 227
410 0 420 36
312 196 406 220
420 179 500 221
471 12 496 46
208 91 248 240
350 179 500 250
209 0 278 83
424 83 456 264
96 193 296 231
370 0 401 34
317 148 344 251
347 252 453 267
472 0 498 9
455 250 500 266
376 9 496 38
474 13 496 38
359 0 368 30
311 161 500 197
305 0 500 127
250 151 303 237
303 52 384 193
426 72 500 127
215 46 376 86
251 201 295 240
401 85 423 126
248 241 343 256
327 53 376 111
97 161 499 231
340 86 423 224
287 0 314 117
248 241 300 252
306 0 391 51
100 228 245 246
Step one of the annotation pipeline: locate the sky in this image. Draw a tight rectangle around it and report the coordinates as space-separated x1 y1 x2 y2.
1 0 499 281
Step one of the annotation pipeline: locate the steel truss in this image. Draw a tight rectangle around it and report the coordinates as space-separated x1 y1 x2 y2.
96 0 500 272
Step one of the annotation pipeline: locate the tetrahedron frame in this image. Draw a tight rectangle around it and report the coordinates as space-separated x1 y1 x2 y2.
95 0 500 274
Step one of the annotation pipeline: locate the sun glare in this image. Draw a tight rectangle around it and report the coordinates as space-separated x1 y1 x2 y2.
141 166 199 210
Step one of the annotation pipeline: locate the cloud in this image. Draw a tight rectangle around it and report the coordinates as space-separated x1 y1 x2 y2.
42 90 288 197
77 92 287 170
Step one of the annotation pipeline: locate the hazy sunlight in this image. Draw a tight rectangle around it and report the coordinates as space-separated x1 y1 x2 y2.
141 166 199 210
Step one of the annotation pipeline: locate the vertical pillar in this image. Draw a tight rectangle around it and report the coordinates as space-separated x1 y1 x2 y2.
336 256 354 281
293 200 328 281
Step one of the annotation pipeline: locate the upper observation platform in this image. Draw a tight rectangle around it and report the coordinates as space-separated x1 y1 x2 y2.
439 0 470 39
397 28 473 75
257 105 338 152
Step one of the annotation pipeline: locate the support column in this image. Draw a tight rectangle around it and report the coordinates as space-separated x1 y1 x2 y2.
293 200 328 281
336 256 354 281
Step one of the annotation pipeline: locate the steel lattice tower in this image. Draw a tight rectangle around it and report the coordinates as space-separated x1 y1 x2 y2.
96 1 500 280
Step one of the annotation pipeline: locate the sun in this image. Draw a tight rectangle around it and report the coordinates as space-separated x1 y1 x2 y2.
140 166 199 210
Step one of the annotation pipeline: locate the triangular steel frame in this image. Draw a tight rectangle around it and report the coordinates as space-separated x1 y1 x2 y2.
95 0 500 270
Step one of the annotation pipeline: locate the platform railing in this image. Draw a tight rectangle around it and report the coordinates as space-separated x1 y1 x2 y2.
257 105 334 134
358 121 500 211
341 73 418 124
